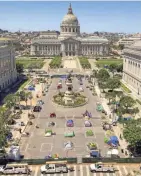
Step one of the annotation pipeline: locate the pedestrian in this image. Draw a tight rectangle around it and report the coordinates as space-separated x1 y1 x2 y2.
19 128 22 134
121 149 124 153
125 151 128 156
120 134 122 139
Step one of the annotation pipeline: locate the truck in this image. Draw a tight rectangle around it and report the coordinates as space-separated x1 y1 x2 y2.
90 162 115 173
40 162 68 174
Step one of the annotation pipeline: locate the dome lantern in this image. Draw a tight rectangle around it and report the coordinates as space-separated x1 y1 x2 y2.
67 3 73 15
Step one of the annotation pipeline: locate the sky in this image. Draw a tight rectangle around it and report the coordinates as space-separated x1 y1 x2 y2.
0 1 141 33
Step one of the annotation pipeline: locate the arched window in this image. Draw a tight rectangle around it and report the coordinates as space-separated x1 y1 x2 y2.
69 28 71 32
73 28 75 32
65 28 67 32
76 28 77 32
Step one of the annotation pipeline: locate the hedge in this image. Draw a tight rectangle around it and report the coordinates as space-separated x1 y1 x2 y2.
121 83 131 93
49 56 62 68
79 57 91 69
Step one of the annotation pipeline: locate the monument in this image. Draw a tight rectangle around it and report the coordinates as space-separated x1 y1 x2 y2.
53 73 88 107
63 74 75 105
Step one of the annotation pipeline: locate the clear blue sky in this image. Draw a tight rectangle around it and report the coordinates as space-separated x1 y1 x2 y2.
0 1 141 33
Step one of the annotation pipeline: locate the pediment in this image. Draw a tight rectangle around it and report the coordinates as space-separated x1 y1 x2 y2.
62 37 80 43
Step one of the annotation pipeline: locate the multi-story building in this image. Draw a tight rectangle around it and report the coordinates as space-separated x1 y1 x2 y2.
30 4 109 57
118 37 141 47
0 40 17 92
122 40 141 94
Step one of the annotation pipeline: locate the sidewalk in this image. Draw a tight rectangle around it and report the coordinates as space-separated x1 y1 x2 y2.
95 84 129 157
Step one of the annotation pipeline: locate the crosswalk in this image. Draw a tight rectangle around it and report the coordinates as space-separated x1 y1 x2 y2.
2 164 139 176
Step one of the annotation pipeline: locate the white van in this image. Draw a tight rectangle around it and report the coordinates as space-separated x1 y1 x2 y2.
0 163 31 174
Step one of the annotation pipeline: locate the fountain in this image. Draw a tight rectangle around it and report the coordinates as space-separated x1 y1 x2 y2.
53 74 88 107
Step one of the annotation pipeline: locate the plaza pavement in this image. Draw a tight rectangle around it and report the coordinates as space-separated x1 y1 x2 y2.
19 77 114 159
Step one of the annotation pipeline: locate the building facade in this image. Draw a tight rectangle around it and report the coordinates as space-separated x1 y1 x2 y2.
0 40 17 92
30 4 109 57
122 40 141 94
118 37 141 47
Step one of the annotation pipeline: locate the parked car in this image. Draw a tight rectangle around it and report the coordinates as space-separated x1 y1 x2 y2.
33 106 42 112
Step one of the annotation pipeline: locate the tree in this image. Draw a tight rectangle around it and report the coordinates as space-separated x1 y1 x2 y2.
16 63 24 74
119 96 135 113
106 78 121 91
119 44 124 50
105 92 116 104
123 119 141 150
109 63 118 75
97 69 110 82
98 82 107 93
116 63 123 72
4 94 17 109
17 91 32 106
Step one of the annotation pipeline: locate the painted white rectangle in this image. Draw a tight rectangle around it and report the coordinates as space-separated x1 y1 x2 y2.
123 166 128 175
80 165 83 176
116 165 122 176
99 173 103 176
34 166 39 176
86 165 90 176
74 165 77 176
106 173 110 176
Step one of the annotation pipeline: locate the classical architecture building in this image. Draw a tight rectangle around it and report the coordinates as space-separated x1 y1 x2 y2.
122 40 141 94
30 4 109 57
0 40 17 92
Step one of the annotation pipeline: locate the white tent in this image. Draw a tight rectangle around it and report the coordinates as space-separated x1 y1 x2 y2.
64 141 73 150
8 146 21 160
107 149 119 157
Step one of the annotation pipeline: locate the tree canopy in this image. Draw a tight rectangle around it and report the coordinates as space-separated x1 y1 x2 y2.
123 119 141 148
119 96 135 112
16 63 24 73
106 78 121 90
97 69 110 82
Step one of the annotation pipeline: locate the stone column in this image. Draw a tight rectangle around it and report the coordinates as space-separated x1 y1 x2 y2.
30 45 35 55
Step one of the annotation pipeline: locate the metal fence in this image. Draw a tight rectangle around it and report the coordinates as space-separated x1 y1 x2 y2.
0 158 77 165
82 157 141 163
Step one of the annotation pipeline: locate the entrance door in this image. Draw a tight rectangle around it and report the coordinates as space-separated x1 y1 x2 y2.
69 52 71 56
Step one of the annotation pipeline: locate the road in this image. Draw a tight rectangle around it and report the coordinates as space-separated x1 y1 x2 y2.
1 164 139 176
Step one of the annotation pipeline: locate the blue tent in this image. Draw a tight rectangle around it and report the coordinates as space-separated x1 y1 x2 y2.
110 136 119 146
28 86 35 91
67 120 73 123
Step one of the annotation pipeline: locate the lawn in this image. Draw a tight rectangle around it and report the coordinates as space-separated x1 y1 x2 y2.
16 59 45 69
96 59 123 67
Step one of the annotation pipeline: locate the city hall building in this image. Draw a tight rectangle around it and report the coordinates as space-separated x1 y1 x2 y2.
31 4 109 57
123 40 141 94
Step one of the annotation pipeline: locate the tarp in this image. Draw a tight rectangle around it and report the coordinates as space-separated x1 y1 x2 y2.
110 136 119 145
90 151 100 157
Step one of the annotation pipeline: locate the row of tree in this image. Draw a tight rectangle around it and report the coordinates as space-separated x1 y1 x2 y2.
94 68 138 115
0 91 32 148
94 68 141 154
